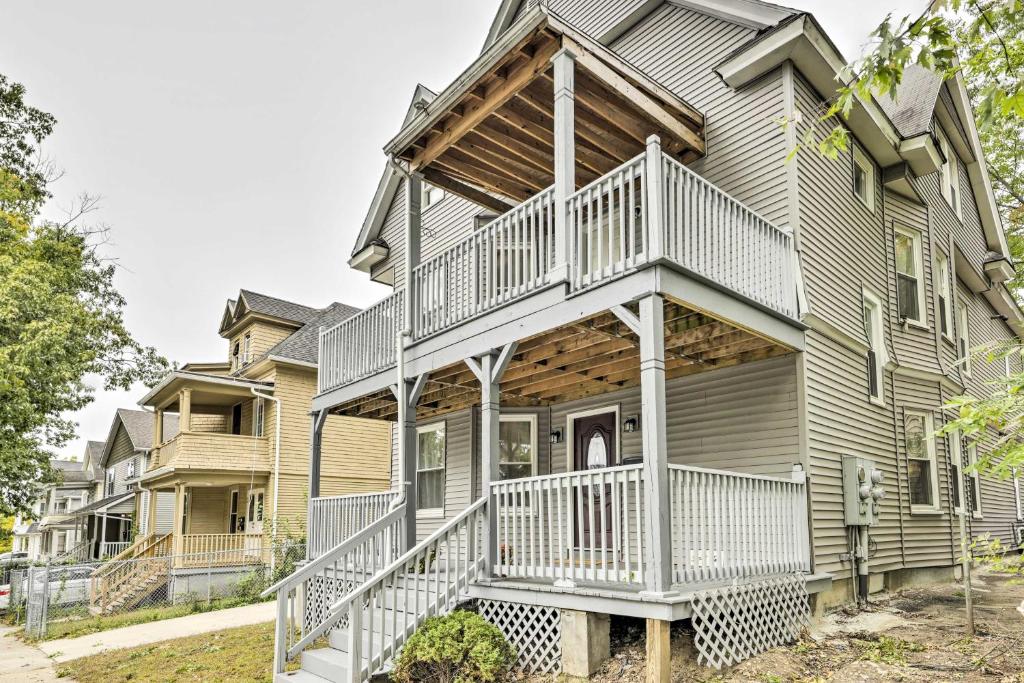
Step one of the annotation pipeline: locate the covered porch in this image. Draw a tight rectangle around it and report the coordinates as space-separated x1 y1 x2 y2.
72 491 135 561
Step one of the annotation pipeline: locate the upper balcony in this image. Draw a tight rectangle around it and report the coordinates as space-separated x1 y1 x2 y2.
317 6 800 403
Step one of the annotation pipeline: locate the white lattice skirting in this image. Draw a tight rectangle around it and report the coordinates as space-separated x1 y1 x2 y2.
691 574 810 669
478 599 562 675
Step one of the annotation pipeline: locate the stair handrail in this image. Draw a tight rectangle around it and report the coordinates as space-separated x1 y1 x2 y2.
265 503 407 674
89 533 171 611
330 497 487 682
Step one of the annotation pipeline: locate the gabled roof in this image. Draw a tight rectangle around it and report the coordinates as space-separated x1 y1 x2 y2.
264 302 361 366
85 441 106 464
99 408 180 465
72 491 135 517
876 64 943 138
50 459 82 472
218 289 322 335
350 85 438 260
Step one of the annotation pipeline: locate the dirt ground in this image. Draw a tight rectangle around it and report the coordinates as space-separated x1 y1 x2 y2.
522 569 1024 682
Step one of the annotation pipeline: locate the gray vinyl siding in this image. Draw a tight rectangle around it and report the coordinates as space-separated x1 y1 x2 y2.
612 5 791 227
804 330 899 575
106 425 141 496
524 0 651 39
139 489 175 535
370 179 408 288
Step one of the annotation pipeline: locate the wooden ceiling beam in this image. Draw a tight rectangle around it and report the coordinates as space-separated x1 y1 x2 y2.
419 167 515 215
409 35 561 173
494 98 611 180
432 155 532 202
462 128 551 177
451 137 554 190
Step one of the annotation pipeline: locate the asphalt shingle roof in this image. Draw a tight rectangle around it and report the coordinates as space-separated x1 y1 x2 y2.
877 64 942 138
238 290 322 326
264 302 361 365
117 408 180 451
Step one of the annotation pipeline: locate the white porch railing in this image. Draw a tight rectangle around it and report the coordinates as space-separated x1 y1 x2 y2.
491 464 645 585
308 490 402 558
411 186 555 340
100 541 131 559
262 505 406 675
317 290 404 393
668 464 809 584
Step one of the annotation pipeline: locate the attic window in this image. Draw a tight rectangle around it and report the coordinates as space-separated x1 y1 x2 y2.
242 333 251 365
936 126 961 217
422 183 444 210
232 341 240 368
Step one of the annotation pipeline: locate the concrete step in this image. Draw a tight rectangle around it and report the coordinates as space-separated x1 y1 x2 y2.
274 669 331 683
300 647 349 681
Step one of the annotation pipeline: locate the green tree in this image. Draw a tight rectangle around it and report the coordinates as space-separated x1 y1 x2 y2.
0 74 169 514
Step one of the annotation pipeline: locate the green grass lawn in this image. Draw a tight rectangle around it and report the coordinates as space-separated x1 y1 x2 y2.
41 596 264 641
57 621 284 682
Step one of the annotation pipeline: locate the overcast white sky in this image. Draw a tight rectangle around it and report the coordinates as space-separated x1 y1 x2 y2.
0 0 921 458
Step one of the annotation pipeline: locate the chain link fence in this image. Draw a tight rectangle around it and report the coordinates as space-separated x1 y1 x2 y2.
19 541 304 639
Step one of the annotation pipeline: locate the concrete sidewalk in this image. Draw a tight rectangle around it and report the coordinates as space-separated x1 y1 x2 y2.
0 626 63 682
38 600 276 663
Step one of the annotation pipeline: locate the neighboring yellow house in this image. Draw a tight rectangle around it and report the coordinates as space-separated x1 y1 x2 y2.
90 290 391 611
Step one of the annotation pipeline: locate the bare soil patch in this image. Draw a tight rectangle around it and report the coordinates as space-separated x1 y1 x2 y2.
521 568 1024 682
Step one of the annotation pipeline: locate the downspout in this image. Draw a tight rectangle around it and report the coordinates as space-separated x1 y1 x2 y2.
251 387 281 572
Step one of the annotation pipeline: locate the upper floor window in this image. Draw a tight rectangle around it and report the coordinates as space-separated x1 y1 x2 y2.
126 458 137 480
242 333 251 365
54 499 68 514
895 227 926 326
105 470 116 496
905 410 940 513
862 291 885 405
1014 468 1022 521
936 126 961 217
852 145 875 212
498 415 537 480
949 428 965 514
232 341 241 369
416 422 446 514
957 298 971 376
254 398 265 438
966 443 982 517
422 183 444 211
935 252 952 338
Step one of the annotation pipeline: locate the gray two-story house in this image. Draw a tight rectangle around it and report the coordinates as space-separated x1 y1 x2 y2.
266 1 1024 680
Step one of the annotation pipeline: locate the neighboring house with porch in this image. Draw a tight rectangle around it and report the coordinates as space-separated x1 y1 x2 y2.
266 0 1024 680
87 290 392 613
13 455 99 562
69 410 181 562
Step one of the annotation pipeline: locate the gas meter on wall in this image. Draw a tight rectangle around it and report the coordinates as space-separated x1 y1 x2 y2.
842 455 885 526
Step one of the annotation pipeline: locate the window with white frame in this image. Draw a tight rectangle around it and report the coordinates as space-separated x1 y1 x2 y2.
949 428 966 514
957 298 971 376
863 292 885 404
254 398 265 438
966 443 982 517
242 333 251 365
126 457 137 480
1014 469 1022 521
106 470 116 496
895 227 926 325
422 183 444 210
498 415 537 480
416 422 446 513
936 126 960 216
852 145 875 211
232 340 241 369
935 252 952 338
905 411 940 512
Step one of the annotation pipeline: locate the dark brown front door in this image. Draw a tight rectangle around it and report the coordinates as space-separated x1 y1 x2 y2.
572 411 616 549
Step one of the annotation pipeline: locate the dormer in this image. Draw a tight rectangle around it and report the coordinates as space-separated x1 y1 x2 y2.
217 290 320 372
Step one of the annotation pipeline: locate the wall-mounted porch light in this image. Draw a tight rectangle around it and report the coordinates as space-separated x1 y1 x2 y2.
549 428 563 444
623 415 640 433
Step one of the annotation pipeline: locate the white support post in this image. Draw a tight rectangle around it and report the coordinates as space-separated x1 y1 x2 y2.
394 365 428 553
644 135 664 261
551 47 576 284
405 172 423 331
639 294 673 595
466 343 517 579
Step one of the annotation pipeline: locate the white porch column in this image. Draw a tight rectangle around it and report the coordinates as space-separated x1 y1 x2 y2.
640 294 673 595
404 172 423 332
98 511 108 558
551 47 576 284
467 343 517 578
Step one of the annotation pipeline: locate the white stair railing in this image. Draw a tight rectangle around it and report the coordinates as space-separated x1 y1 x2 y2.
262 504 406 675
309 490 402 559
333 497 487 682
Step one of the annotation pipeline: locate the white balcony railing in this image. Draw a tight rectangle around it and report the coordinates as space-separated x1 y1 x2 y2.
317 290 403 393
317 143 799 395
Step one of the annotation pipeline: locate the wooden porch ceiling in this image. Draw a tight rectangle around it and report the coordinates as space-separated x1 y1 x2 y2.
393 24 705 212
331 297 794 422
